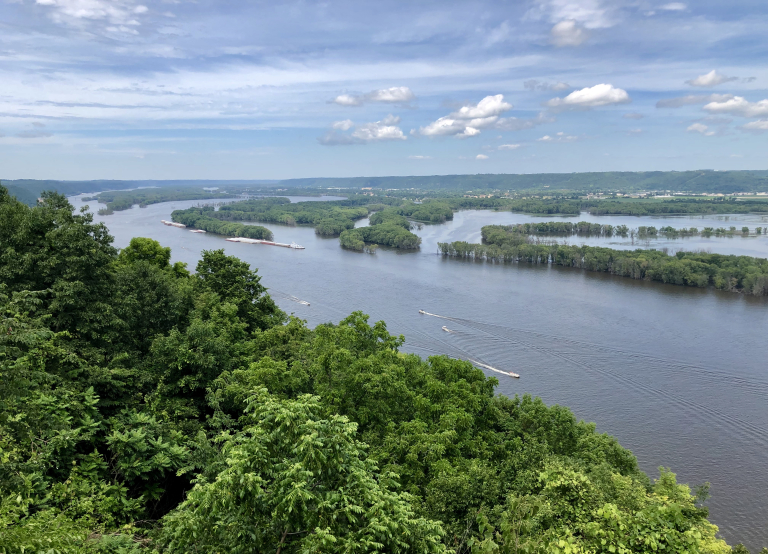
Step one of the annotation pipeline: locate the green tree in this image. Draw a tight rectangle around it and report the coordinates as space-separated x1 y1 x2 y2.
159 390 447 554
195 249 285 332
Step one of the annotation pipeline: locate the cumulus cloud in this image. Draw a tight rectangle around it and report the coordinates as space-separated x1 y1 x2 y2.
332 119 354 131
550 20 588 46
524 80 571 92
498 144 521 150
408 155 431 159
655 94 733 108
703 96 768 118
742 120 768 131
418 94 512 137
627 128 643 135
686 70 738 88
546 84 630 109
623 112 644 119
660 3 687 10
331 87 415 107
319 115 406 145
476 154 489 160
537 132 578 142
687 123 714 136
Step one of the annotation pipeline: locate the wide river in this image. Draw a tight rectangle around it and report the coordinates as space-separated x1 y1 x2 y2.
77 195 768 548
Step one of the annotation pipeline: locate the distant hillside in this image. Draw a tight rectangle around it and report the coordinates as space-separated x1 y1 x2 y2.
3 171 768 202
0 179 278 205
279 170 768 194
4 185 39 206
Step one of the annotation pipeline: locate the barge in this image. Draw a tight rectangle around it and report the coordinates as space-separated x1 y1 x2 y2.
225 237 305 249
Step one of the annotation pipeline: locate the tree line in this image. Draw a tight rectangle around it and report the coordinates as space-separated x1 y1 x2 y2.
170 206 273 239
2 184 749 553
92 188 238 214
499 222 766 238
439 225 768 296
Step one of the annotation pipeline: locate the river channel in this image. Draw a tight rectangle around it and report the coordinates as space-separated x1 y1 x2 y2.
77 195 768 549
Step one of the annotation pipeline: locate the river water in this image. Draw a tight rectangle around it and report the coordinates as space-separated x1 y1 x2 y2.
77 195 768 549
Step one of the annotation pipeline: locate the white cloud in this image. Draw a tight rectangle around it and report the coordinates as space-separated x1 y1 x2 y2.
524 80 571 92
660 3 687 10
34 0 150 30
742 120 768 131
332 119 354 131
687 123 714 136
703 96 768 118
380 114 401 125
331 86 415 107
529 0 617 29
656 94 733 108
498 144 521 150
319 115 406 145
623 112 644 119
686 70 737 88
476 154 489 160
546 84 630 109
419 94 512 137
550 20 588 47
408 155 431 159
537 131 578 142
332 94 362 107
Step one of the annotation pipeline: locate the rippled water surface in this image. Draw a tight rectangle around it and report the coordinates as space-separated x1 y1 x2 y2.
78 196 768 549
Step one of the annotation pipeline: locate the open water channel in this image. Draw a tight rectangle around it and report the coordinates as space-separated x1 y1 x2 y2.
75 194 768 548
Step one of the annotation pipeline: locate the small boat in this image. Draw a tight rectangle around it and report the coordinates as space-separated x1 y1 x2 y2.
419 309 426 314
470 359 520 379
442 326 452 332
189 229 206 233
297 300 310 306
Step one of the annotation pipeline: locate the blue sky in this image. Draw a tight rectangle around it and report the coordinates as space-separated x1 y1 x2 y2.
1 0 766 180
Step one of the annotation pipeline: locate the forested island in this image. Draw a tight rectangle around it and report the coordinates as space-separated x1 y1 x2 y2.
171 196 428 250
438 225 768 296
504 221 764 238
2 184 754 553
91 188 239 215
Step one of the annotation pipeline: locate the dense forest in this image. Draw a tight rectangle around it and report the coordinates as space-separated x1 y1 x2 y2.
497 222 765 239
437 225 768 296
277 170 768 194
170 206 274 240
0 184 749 553
173 196 424 249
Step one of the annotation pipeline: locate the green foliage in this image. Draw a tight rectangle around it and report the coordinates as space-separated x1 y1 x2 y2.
0 184 752 552
94 188 237 213
159 391 448 554
170 207 273 240
340 225 421 250
194 249 285 332
118 237 171 267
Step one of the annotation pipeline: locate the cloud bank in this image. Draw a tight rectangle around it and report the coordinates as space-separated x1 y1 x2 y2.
332 87 415 107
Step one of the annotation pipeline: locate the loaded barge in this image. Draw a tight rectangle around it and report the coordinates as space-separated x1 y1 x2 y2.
226 237 305 249
161 220 186 228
